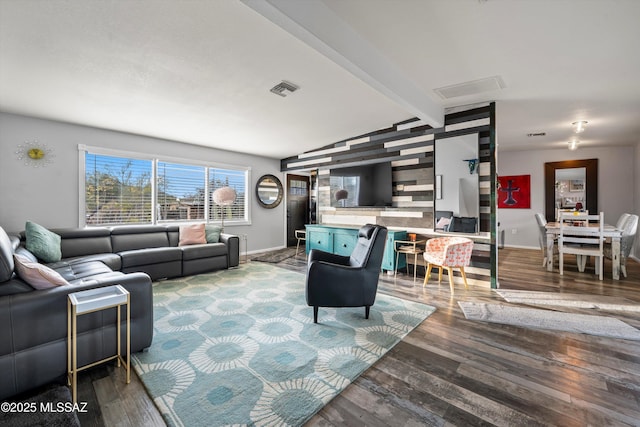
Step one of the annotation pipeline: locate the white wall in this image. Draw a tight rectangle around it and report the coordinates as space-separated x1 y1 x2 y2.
497 145 636 250
0 113 285 252
435 133 479 218
634 142 640 259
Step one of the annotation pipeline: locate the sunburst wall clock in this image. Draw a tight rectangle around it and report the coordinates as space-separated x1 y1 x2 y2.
15 141 55 167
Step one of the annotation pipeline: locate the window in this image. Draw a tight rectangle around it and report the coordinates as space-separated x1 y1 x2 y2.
157 162 206 221
289 179 308 196
85 154 152 225
209 167 246 223
82 148 249 227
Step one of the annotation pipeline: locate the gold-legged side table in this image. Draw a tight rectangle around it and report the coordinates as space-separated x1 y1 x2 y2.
394 239 426 282
67 285 130 403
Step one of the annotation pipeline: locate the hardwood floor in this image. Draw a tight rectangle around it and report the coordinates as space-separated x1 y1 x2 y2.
75 248 640 426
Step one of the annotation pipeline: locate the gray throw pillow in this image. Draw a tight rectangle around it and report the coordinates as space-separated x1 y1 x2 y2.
205 225 222 243
25 221 62 263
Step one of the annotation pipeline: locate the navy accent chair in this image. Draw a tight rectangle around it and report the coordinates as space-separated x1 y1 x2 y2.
305 224 388 323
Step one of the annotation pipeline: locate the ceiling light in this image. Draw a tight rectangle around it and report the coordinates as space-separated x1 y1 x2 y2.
568 139 580 151
572 121 588 133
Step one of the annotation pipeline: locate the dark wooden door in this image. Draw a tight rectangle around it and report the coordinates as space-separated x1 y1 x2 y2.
286 174 310 247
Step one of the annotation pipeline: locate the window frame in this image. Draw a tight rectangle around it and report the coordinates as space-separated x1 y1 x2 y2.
78 145 251 228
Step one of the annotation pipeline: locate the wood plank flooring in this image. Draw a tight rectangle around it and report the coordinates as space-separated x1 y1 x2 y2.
73 248 640 426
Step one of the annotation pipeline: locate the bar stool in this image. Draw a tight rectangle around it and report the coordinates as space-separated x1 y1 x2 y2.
295 230 306 258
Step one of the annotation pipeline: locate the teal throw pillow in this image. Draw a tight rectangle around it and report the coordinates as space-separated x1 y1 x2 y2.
205 225 222 243
25 221 62 263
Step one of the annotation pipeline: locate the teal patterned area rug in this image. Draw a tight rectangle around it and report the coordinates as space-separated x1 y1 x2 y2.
132 262 435 427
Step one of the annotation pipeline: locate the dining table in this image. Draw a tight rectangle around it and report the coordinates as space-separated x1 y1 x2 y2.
545 221 623 280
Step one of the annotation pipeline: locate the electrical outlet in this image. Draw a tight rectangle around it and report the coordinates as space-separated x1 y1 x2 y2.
511 228 518 234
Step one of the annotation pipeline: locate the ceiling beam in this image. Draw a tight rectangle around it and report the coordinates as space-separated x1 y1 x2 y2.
241 0 444 128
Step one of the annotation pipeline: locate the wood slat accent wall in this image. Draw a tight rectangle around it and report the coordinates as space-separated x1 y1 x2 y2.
281 103 497 288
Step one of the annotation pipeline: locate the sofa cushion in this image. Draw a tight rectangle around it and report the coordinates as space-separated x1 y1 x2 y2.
66 272 127 286
205 225 222 243
48 257 119 281
54 227 113 258
25 221 62 263
181 243 228 261
119 247 182 268
13 254 69 289
110 226 170 252
54 253 122 272
179 224 206 246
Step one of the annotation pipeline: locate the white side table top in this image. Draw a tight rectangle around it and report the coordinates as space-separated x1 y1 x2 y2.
68 285 129 314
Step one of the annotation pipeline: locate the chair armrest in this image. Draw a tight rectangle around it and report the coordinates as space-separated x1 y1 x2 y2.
220 234 239 267
308 259 361 275
306 260 375 307
308 249 350 266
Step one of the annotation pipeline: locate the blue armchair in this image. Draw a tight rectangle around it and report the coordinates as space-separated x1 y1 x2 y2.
305 224 388 323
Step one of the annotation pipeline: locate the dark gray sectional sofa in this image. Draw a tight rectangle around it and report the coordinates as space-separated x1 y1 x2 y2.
48 225 239 281
0 224 239 400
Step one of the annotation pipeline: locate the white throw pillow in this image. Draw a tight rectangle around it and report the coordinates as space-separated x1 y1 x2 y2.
13 253 69 289
436 217 451 229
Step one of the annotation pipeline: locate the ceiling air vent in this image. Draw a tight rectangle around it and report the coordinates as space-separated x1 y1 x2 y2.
270 80 299 97
434 76 505 99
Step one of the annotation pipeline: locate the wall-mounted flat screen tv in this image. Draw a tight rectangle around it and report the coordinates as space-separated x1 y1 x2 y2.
329 162 393 208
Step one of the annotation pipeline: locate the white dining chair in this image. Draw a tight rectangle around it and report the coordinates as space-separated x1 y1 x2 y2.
615 213 631 230
605 214 638 278
534 213 557 267
558 211 605 280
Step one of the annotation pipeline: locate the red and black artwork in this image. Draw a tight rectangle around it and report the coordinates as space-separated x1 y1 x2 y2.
498 175 531 209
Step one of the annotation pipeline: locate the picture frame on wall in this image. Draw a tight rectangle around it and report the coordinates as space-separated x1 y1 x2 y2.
497 174 531 209
569 180 584 192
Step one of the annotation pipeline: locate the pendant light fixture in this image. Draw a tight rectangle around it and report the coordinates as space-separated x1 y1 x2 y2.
572 121 588 133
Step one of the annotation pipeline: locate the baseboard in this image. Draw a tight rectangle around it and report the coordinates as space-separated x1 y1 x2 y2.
501 244 539 250
246 245 286 256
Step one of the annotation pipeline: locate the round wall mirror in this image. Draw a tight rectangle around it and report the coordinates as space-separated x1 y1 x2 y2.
256 174 283 208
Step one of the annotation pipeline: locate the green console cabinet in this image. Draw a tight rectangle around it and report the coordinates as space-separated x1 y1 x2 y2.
333 229 358 256
306 226 332 253
305 225 406 272
382 230 407 272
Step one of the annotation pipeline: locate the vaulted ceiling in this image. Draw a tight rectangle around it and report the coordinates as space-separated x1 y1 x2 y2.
1 0 639 159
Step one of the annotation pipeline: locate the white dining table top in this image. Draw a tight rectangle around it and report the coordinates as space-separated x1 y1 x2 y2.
545 222 622 236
